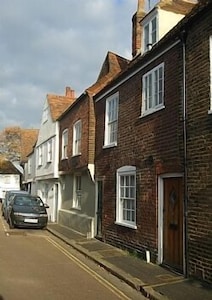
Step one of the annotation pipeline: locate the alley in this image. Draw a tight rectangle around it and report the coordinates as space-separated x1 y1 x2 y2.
0 215 146 300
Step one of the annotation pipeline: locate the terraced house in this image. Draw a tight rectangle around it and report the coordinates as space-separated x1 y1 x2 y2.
34 87 76 222
94 0 212 284
57 52 129 238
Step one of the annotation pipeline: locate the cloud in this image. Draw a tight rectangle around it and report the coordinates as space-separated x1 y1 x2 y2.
0 0 155 130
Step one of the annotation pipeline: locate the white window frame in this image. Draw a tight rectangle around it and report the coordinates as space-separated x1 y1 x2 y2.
47 139 53 162
38 146 43 166
143 14 158 52
141 63 164 116
73 120 82 156
104 92 119 148
28 157 31 174
73 175 81 209
62 129 68 159
116 166 137 229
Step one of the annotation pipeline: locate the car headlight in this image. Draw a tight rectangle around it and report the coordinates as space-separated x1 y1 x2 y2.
13 212 22 216
39 214 48 217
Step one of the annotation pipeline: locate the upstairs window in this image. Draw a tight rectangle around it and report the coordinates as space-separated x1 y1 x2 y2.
47 139 53 162
28 157 31 174
62 129 68 159
143 15 157 52
116 166 136 228
73 120 82 156
104 92 119 147
142 63 164 116
38 146 43 166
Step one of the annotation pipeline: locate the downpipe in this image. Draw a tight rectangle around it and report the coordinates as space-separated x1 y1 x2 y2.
180 29 189 278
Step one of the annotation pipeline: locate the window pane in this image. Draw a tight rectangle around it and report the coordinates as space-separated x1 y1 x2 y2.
151 17 157 44
144 24 149 50
142 64 164 112
148 74 152 108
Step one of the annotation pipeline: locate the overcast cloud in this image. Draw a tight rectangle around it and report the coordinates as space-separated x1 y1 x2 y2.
0 0 158 130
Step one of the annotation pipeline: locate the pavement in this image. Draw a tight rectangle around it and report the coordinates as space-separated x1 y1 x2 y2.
47 223 212 300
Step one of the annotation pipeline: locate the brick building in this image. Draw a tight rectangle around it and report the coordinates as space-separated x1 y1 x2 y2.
185 0 212 283
58 52 129 237
94 0 212 283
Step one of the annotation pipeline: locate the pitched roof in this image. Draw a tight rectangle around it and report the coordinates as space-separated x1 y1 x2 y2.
47 93 76 121
0 156 21 174
20 129 39 162
58 52 129 118
87 51 129 95
156 0 197 15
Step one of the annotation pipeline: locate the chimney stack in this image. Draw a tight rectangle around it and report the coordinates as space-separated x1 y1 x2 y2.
65 86 75 99
132 0 146 58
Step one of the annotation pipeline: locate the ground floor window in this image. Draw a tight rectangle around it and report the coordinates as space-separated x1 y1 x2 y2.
116 166 136 228
73 175 81 209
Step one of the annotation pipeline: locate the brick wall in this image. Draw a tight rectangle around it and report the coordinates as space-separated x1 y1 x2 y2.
186 8 212 283
95 42 184 260
59 94 95 172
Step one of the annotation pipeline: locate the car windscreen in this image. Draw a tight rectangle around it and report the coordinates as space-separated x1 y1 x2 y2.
14 196 44 207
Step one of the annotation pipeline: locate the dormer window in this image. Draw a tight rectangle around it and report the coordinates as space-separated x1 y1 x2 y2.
143 15 157 52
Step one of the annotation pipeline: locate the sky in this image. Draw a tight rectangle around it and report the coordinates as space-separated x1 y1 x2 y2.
0 0 158 130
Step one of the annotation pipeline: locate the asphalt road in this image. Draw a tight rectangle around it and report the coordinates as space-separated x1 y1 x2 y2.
0 215 146 300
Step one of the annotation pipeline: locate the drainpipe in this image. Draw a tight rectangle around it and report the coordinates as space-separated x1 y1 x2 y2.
180 29 189 278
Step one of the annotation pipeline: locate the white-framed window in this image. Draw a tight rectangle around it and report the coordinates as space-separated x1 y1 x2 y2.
73 120 81 156
104 92 119 147
47 139 53 162
28 157 31 174
143 15 158 52
73 175 81 209
116 166 136 228
62 129 68 159
38 146 43 166
142 63 164 116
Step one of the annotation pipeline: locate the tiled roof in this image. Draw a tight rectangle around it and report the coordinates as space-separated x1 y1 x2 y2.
87 51 129 95
20 129 39 162
47 94 76 121
58 52 129 118
0 156 21 174
156 0 197 15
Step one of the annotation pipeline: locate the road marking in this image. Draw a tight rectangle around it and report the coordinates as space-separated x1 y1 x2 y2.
46 236 131 300
0 216 7 233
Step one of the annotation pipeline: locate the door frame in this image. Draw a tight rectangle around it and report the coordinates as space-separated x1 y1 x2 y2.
158 173 184 272
95 178 104 238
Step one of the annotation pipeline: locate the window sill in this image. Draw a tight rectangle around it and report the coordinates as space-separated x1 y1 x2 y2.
103 142 117 149
61 157 68 161
115 221 137 230
140 105 165 118
72 206 81 211
72 153 81 157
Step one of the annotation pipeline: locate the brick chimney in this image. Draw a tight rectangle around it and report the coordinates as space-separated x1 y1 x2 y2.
132 0 146 58
65 86 75 99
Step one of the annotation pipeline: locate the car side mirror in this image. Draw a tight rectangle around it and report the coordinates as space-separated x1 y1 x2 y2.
44 203 49 208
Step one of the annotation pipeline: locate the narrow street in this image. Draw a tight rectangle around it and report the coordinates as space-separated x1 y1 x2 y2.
0 214 146 300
